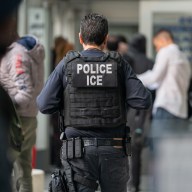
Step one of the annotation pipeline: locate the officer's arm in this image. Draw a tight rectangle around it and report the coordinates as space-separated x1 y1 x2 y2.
37 59 67 114
124 61 152 109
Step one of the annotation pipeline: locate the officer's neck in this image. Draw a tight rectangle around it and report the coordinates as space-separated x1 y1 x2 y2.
83 44 104 51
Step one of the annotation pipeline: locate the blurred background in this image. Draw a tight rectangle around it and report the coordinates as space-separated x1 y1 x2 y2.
15 0 192 172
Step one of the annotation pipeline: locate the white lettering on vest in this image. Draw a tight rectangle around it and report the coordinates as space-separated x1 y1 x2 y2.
84 64 89 74
77 64 83 74
77 63 113 74
97 75 102 85
77 63 113 86
87 75 103 86
90 75 97 85
106 64 112 74
100 64 105 74
90 64 96 74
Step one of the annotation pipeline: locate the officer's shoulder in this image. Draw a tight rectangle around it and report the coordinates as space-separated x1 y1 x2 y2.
65 50 80 63
108 51 122 63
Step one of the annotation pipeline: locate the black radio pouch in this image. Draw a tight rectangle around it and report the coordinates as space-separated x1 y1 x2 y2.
67 139 74 159
74 137 84 158
61 140 67 160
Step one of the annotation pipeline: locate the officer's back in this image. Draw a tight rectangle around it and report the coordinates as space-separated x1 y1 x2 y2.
37 13 151 192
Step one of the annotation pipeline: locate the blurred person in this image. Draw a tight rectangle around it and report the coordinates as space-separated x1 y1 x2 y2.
106 34 129 54
116 35 129 55
128 33 154 74
0 17 45 192
50 36 74 168
106 34 134 66
52 36 74 68
126 33 154 192
106 35 119 51
0 0 22 191
37 13 151 192
138 29 191 192
138 29 191 125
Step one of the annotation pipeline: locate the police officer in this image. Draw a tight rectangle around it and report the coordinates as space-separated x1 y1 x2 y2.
37 13 152 192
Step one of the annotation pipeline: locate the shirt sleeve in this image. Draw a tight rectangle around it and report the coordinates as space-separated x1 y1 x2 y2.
137 49 168 86
10 52 33 107
123 60 152 109
36 59 67 114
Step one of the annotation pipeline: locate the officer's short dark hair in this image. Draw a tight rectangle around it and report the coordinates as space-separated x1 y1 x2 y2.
154 28 174 41
80 13 108 46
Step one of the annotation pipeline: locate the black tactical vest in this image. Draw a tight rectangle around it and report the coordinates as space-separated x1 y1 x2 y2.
63 51 126 128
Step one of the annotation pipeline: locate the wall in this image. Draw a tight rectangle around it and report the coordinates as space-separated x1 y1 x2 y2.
52 0 139 48
91 0 139 24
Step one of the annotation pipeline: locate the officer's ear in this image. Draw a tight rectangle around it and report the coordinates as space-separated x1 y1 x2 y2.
79 33 84 45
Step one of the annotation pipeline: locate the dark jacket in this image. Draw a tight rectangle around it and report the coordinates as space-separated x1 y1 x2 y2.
128 34 154 74
127 34 154 144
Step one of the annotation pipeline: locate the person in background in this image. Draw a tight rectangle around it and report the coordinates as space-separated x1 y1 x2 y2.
116 35 129 55
126 33 154 192
106 35 119 51
128 33 154 74
0 18 45 191
37 13 151 192
138 29 191 192
138 29 191 126
53 36 74 66
0 0 22 191
106 34 134 66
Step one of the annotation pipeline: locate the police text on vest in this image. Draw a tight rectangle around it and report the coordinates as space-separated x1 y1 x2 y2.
77 63 112 86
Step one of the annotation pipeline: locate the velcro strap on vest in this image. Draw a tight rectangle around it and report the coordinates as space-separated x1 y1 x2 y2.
82 138 123 147
70 108 120 118
74 174 98 190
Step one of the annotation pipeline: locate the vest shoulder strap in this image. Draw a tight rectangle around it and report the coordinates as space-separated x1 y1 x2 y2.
65 50 122 62
65 50 81 64
64 50 123 69
108 51 122 63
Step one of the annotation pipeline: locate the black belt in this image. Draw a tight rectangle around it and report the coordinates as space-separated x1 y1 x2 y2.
82 138 124 147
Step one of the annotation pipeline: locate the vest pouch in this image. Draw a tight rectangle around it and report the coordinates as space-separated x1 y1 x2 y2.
70 107 120 118
70 96 114 108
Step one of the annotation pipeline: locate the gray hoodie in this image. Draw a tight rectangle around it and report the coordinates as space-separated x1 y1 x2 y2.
0 35 45 117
